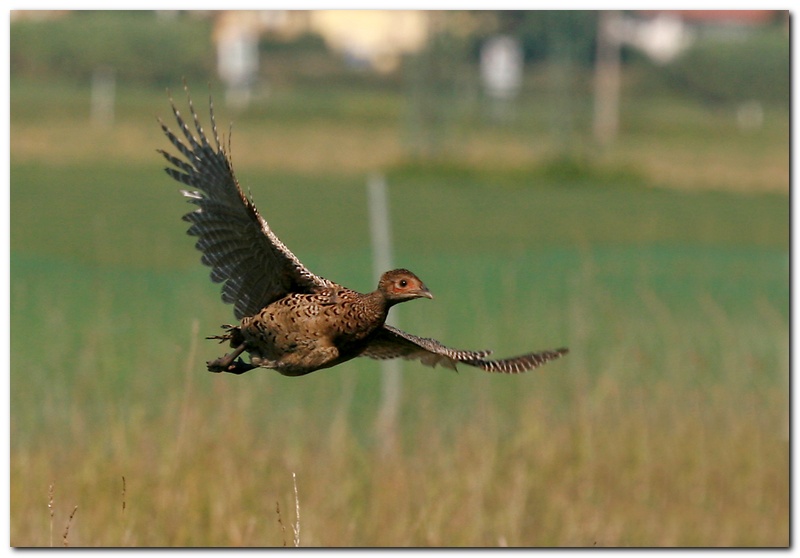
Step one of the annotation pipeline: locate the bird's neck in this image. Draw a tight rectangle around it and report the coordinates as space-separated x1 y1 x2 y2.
363 289 394 319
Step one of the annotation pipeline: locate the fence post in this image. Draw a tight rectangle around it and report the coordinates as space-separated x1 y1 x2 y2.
367 172 401 454
593 11 622 147
91 66 115 129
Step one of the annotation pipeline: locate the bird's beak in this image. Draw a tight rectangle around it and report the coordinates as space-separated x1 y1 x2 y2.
419 286 434 300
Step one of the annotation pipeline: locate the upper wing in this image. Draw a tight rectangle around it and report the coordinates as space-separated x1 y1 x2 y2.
361 324 568 374
158 86 334 320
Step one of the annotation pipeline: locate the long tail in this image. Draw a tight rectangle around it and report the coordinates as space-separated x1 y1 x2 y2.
462 347 569 374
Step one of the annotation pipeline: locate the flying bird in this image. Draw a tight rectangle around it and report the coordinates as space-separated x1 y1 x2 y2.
158 86 568 377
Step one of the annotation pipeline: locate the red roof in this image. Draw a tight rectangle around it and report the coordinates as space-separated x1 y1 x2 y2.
637 10 782 25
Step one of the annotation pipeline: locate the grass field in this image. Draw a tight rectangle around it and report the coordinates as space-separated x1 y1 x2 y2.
10 76 789 546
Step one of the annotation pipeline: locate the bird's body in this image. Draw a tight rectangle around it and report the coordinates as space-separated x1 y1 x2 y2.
159 86 568 376
232 271 430 376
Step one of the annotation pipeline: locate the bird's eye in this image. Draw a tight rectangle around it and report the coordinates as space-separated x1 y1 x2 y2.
399 279 408 288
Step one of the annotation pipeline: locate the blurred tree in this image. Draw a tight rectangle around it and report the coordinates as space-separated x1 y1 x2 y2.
476 11 598 67
404 12 471 159
10 11 214 87
514 11 597 157
403 11 603 161
661 29 789 106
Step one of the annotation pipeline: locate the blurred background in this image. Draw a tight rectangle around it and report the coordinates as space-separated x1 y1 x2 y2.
10 10 789 547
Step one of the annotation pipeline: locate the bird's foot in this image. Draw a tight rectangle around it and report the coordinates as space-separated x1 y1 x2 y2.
207 356 255 375
206 343 254 374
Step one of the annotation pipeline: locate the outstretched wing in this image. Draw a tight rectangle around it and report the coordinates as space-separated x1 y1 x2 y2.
158 86 335 320
361 324 568 374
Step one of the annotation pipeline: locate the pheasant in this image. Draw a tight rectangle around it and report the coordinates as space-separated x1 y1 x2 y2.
158 86 568 377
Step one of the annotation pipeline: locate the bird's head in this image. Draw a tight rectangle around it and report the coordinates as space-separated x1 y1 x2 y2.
378 269 433 304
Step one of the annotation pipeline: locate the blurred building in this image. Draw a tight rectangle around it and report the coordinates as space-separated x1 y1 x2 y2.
209 10 429 75
9 10 69 21
646 10 783 27
308 11 428 73
214 11 263 107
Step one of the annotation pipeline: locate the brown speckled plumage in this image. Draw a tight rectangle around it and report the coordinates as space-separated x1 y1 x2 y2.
159 86 568 376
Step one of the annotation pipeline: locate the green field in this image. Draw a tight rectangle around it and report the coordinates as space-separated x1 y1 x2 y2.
10 70 789 547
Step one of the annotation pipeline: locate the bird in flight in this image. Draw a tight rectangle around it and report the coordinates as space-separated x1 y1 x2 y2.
158 86 568 377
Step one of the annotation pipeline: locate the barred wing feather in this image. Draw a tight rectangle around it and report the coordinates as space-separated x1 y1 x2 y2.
363 325 568 374
461 348 569 374
158 89 334 320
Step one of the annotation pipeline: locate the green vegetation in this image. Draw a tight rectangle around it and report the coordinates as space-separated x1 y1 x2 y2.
10 11 788 547
12 11 789 108
10 11 214 87
659 30 790 106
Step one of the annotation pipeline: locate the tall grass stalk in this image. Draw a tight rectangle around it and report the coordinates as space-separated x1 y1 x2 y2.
47 484 54 548
292 473 301 547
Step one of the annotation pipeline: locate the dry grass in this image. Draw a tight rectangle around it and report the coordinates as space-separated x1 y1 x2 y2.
10 273 789 548
9 88 789 194
9 381 787 547
12 118 788 194
615 138 789 194
9 307 788 547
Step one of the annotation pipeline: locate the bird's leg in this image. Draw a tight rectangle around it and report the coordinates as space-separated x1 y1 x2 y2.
207 343 255 374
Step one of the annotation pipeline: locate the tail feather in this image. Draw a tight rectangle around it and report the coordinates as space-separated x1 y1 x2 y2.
463 347 569 374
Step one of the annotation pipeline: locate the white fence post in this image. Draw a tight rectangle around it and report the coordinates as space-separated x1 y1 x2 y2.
91 66 115 129
367 172 401 453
